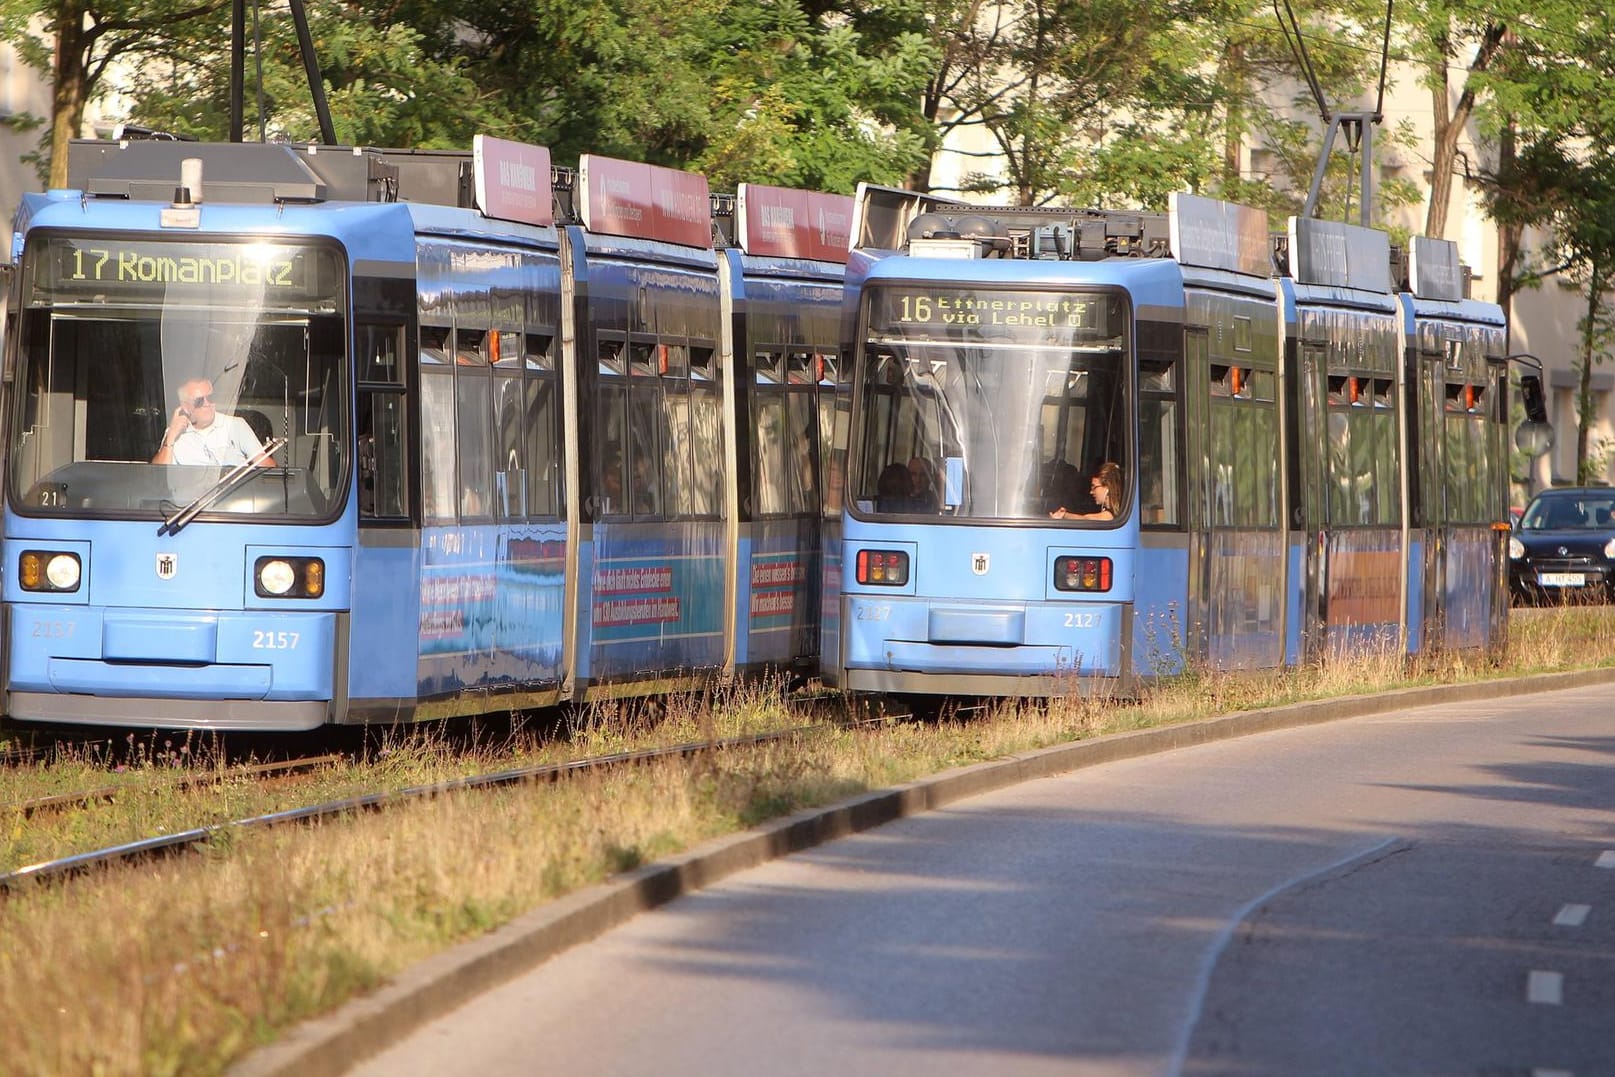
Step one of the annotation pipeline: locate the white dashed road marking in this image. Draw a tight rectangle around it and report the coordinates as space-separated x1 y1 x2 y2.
1553 904 1591 927
1527 970 1564 1006
1595 850 1615 869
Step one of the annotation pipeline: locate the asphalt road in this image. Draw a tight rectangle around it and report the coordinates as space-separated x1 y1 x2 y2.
349 684 1615 1076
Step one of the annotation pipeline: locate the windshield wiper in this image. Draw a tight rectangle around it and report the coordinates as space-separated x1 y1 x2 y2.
157 437 288 537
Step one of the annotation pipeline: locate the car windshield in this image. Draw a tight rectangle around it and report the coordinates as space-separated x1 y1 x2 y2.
1520 492 1615 531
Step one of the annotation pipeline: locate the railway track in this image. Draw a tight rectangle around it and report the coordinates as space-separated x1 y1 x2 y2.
1 753 346 818
0 713 888 893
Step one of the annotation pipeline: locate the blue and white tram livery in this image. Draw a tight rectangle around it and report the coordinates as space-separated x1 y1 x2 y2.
1396 236 1509 656
718 185 852 681
823 185 1513 698
0 136 850 729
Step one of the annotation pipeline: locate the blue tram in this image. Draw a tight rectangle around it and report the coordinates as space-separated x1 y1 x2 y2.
822 187 1511 697
0 136 850 729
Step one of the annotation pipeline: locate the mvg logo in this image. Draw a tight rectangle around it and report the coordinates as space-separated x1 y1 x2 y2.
155 553 178 580
972 552 990 576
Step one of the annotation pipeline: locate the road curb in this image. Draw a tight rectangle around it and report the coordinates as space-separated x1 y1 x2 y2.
231 667 1615 1077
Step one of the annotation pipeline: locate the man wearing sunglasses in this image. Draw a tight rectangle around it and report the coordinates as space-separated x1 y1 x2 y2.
151 376 276 467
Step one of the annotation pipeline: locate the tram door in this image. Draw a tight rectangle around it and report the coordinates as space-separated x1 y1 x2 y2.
1415 347 1447 652
1486 357 1510 653
1294 342 1329 663
1183 327 1212 666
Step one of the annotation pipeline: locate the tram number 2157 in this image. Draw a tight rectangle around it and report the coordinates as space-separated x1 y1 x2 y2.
1064 611 1098 628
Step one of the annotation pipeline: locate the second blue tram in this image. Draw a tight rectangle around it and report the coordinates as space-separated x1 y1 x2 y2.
822 187 1511 697
0 137 851 729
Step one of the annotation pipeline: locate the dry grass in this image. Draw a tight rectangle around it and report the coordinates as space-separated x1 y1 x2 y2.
0 607 1610 1075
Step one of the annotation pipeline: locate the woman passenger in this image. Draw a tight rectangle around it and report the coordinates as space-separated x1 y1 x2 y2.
1051 461 1121 521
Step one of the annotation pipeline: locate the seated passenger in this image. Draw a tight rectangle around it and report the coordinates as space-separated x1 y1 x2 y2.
907 457 939 511
875 462 914 512
1053 461 1121 521
152 376 276 467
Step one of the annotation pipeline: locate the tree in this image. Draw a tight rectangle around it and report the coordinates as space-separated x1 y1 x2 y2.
0 0 224 186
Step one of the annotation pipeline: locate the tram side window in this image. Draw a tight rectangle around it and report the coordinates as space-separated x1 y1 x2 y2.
754 350 787 516
628 343 663 516
661 350 696 518
1209 366 1278 528
598 373 628 517
357 322 408 519
1326 376 1399 526
1139 360 1179 526
787 351 819 514
420 367 457 522
1444 382 1489 523
689 346 724 516
456 342 493 519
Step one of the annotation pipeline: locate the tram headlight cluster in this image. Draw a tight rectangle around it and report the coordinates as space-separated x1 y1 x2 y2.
1053 555 1112 593
855 549 909 586
18 550 82 593
254 556 325 599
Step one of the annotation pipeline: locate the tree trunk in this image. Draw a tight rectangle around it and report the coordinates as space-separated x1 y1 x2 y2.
1576 261 1603 482
1425 72 1455 239
1494 119 1521 338
49 0 92 190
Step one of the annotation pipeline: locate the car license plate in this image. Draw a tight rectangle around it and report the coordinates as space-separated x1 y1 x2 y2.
1539 571 1586 587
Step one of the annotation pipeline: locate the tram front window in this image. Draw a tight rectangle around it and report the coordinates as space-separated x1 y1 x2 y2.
853 286 1130 522
8 235 348 520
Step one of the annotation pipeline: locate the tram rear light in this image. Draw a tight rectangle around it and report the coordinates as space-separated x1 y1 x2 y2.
856 549 909 586
255 556 326 599
19 550 81 593
1054 555 1111 593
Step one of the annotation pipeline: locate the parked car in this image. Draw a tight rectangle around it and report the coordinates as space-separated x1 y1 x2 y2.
1509 487 1615 604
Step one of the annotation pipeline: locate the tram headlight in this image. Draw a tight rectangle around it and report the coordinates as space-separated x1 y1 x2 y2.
19 550 81 593
1053 555 1112 593
254 556 325 599
1509 536 1525 560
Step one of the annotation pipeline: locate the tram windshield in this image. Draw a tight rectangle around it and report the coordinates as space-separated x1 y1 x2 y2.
8 234 348 520
853 286 1130 522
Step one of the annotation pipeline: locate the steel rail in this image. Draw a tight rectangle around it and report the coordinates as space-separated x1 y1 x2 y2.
2 754 347 818
0 720 870 893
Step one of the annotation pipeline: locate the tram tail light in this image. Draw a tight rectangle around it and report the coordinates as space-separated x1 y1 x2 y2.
255 556 326 599
19 550 81 593
1054 555 1111 593
855 549 909 586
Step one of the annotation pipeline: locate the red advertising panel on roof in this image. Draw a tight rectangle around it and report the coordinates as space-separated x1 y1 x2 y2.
472 135 553 228
737 184 854 263
579 155 712 249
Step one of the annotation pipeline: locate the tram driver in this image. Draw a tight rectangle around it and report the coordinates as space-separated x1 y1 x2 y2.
152 376 277 467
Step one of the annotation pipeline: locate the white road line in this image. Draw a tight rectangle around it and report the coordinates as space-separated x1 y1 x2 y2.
1595 850 1615 869
1528 970 1564 1006
1554 904 1591 927
1169 836 1401 1076
1532 1069 1573 1077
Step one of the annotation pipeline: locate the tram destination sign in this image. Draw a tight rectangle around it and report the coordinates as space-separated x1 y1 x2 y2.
36 236 335 305
871 287 1116 341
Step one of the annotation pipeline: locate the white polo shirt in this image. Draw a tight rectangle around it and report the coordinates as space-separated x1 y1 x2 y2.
169 414 266 466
